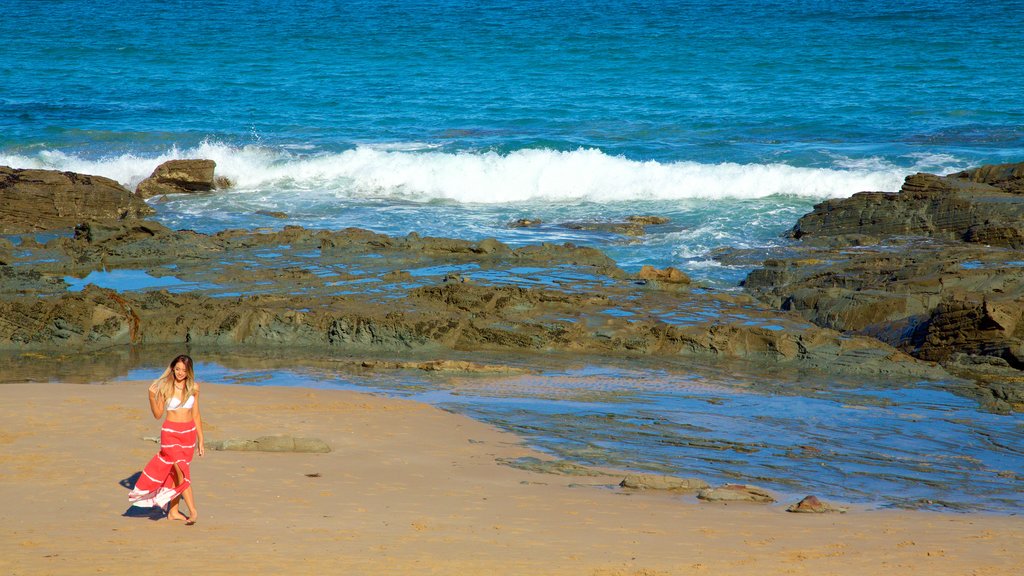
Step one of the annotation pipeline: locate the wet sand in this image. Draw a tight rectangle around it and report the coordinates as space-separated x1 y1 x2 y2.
1 381 1021 575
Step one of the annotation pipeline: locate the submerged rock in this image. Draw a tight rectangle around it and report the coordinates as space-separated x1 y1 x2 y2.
626 215 670 225
136 159 218 198
508 218 542 228
619 473 709 492
498 456 605 476
0 165 153 233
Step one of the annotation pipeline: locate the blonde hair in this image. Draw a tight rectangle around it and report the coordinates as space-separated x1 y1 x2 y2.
154 354 196 407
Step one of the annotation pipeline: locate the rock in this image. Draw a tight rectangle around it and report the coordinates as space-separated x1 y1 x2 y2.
256 210 289 219
697 484 776 503
0 223 951 383
209 435 331 453
619 473 709 492
637 265 691 284
73 220 172 245
498 456 604 476
786 495 847 513
790 162 1024 249
562 221 647 236
136 159 218 198
0 165 154 233
627 215 670 225
509 218 542 228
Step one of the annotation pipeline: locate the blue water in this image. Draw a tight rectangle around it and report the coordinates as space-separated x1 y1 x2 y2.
5 0 1024 285
4 1 1023 285
5 0 1024 510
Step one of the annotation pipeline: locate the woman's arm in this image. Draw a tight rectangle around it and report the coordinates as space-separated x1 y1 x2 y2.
147 378 165 419
192 383 205 457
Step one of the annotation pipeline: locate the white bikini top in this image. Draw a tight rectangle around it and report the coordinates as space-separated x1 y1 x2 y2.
167 394 195 411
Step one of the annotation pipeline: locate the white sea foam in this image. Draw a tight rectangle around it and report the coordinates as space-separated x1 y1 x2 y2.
1 142 924 203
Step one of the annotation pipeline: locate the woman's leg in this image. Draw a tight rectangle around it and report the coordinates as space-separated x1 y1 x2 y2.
166 464 187 521
177 463 198 525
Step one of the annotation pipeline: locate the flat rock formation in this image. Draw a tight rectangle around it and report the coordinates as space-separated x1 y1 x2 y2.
697 484 776 503
0 166 153 233
619 473 709 492
0 219 949 383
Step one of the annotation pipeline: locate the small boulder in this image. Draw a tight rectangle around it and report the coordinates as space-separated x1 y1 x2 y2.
509 218 542 228
786 495 847 513
136 159 218 198
637 265 691 284
697 483 776 503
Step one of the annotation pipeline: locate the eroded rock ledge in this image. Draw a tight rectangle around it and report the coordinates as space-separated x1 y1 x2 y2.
742 161 1024 412
0 218 946 383
0 166 153 233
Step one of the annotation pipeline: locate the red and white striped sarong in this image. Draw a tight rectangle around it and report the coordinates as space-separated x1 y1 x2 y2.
128 419 196 509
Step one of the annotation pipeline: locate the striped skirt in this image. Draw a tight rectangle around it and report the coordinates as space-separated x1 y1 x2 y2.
128 419 196 509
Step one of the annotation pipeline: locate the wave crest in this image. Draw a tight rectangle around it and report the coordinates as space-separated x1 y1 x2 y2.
1 142 943 203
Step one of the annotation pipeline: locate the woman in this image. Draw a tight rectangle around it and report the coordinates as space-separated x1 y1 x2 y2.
128 354 205 524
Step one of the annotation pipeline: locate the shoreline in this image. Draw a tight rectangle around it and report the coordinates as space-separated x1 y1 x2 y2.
2 381 1021 575
3 349 1020 516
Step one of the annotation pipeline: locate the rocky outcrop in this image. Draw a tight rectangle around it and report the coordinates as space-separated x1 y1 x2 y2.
0 166 154 233
135 159 219 198
0 220 948 382
789 161 1024 248
744 162 1024 412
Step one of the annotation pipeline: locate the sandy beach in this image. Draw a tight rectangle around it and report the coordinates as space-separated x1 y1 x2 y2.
0 381 1020 575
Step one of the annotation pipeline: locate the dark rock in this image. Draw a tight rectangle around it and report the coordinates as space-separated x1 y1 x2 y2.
136 159 218 198
256 210 289 219
509 218 542 228
790 162 1024 249
0 165 153 233
745 162 1024 410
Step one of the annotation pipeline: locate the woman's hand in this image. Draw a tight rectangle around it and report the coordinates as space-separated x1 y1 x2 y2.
197 441 205 457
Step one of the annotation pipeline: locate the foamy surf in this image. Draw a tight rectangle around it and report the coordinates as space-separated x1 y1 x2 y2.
1 142 963 204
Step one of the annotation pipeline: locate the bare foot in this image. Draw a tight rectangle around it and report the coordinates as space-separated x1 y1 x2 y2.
185 513 198 526
167 510 188 522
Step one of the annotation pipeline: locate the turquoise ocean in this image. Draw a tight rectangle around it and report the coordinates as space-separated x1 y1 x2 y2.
3 0 1024 510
